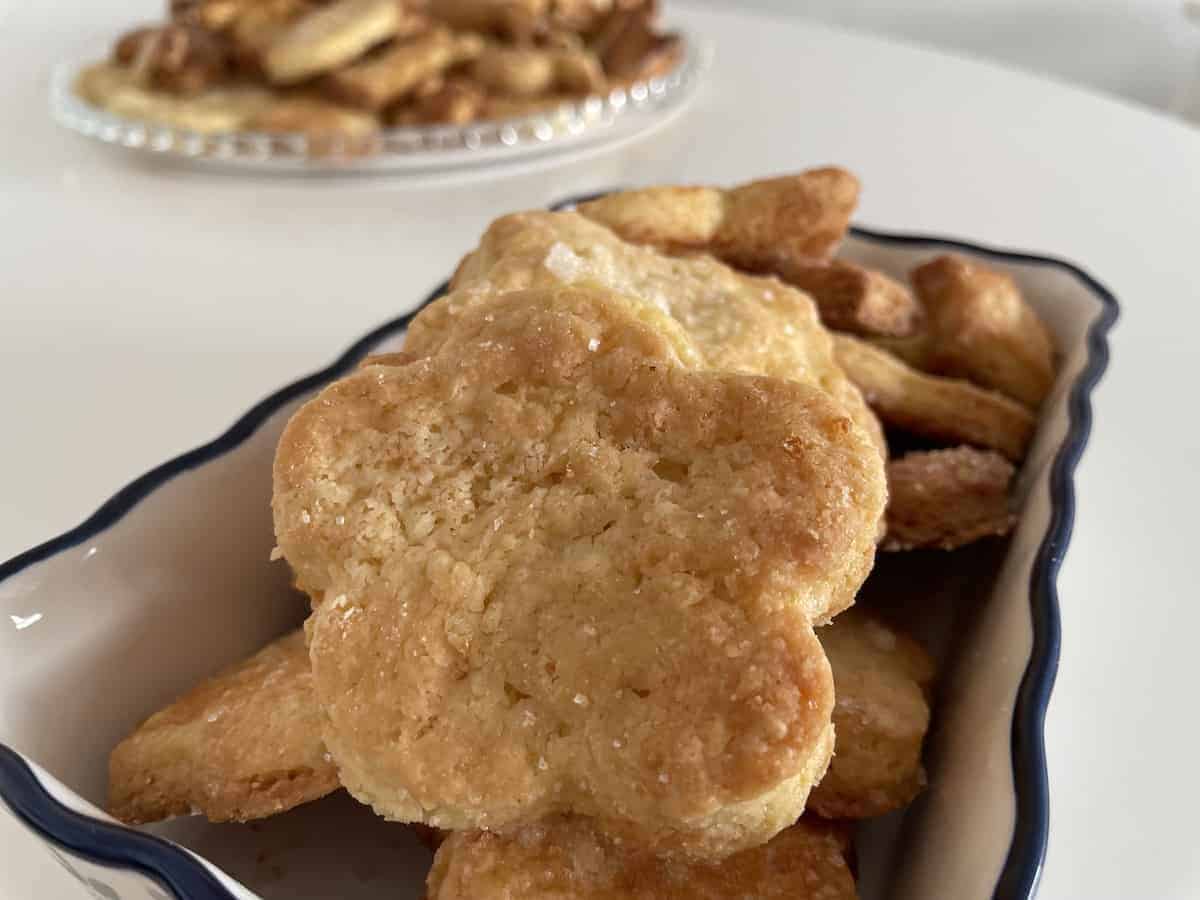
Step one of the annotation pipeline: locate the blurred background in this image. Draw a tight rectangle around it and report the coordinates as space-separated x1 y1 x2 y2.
93 0 1200 122
696 0 1200 120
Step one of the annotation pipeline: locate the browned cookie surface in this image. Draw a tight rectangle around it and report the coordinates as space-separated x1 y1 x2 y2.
427 817 858 899
432 208 886 468
275 285 886 858
810 609 934 820
884 446 1016 551
109 629 337 825
912 254 1055 409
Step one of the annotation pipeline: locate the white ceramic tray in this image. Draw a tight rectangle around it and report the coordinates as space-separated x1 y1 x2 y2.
0 208 1117 899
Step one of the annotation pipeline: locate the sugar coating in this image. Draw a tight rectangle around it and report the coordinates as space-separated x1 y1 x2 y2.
884 446 1016 551
419 209 886 469
273 286 886 857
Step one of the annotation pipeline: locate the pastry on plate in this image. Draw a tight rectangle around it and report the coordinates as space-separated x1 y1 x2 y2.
74 0 683 145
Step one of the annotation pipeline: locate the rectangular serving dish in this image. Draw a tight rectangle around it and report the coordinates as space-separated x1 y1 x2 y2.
0 207 1117 900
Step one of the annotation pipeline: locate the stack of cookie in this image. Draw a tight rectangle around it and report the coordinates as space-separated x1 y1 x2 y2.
75 0 681 146
108 167 1057 898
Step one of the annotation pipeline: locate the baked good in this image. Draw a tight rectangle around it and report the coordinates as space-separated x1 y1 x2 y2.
809 609 934 820
832 334 1034 461
274 285 886 857
76 0 682 143
911 254 1056 409
426 816 858 899
577 168 859 263
422 208 886 463
883 447 1016 551
108 629 337 824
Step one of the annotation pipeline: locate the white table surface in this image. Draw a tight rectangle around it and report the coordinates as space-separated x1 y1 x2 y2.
703 0 1200 117
4 4 1200 898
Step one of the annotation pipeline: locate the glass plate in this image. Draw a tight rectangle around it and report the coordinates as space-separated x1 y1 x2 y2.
49 36 710 173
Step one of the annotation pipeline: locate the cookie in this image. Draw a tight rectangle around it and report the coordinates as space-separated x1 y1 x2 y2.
809 609 934 820
327 28 483 111
274 285 886 857
426 816 857 899
832 334 1034 461
764 257 920 338
422 209 885 465
577 168 859 263
911 254 1056 409
108 629 338 825
884 446 1015 551
264 0 406 84
76 62 273 133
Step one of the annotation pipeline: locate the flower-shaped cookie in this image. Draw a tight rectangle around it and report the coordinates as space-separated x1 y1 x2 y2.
273 286 885 857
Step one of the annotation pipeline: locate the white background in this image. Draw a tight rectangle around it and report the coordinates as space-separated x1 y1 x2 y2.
702 0 1200 114
4 2 1200 899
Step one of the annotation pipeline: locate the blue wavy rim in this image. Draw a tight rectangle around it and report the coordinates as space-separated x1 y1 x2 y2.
847 225 1119 900
0 199 1118 900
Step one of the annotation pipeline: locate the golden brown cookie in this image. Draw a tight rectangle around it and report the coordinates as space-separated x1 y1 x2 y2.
712 169 860 268
427 0 548 41
263 0 408 84
76 62 272 133
576 187 726 252
577 168 859 263
108 630 338 825
430 209 885 465
809 609 934 820
227 0 316 72
911 254 1056 409
766 257 920 338
553 47 606 92
477 92 574 119
274 285 886 857
426 816 858 899
326 28 483 110
471 44 558 96
247 95 379 153
388 77 487 125
590 3 682 85
884 446 1016 551
865 330 935 370
470 44 605 97
832 334 1035 461
113 24 232 95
